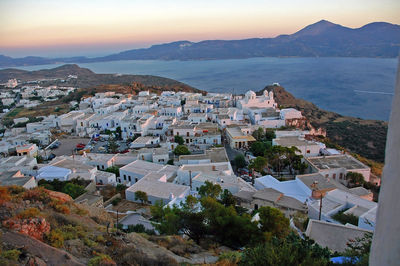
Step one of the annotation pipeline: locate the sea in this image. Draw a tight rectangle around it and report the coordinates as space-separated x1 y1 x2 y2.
10 57 398 121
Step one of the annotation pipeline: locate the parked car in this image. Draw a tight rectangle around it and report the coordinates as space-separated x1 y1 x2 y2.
238 168 250 175
241 175 252 182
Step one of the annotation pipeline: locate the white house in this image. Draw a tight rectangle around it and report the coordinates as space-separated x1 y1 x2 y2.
130 136 160 149
37 165 71 181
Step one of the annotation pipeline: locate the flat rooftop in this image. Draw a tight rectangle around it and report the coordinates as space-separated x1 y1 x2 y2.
274 136 319 147
226 127 256 141
297 173 348 192
179 147 228 163
131 136 158 144
181 162 231 176
120 160 164 175
306 155 369 170
85 153 115 162
127 178 189 200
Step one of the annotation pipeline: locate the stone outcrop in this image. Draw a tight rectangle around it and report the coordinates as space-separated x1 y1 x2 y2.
2 218 50 240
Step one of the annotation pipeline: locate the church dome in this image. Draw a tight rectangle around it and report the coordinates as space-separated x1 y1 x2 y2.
245 90 256 99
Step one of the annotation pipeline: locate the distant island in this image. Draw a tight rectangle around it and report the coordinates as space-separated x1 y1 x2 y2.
1 20 399 67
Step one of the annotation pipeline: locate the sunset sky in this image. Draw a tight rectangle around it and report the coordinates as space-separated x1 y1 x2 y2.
1 0 399 57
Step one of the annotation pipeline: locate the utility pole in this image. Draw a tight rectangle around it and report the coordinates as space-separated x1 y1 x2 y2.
319 193 323 220
189 170 192 190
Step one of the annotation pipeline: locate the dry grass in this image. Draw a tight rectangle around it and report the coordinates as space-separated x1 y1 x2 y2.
4 104 70 120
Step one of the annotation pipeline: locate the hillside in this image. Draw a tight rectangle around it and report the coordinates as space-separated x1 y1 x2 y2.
1 20 399 67
263 85 388 164
0 64 200 93
0 187 217 265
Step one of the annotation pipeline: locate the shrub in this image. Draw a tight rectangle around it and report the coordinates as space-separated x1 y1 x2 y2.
105 166 120 177
74 206 89 216
218 251 241 264
7 185 25 195
88 253 115 266
50 200 71 214
17 207 40 219
96 235 105 243
1 249 21 261
332 209 359 226
173 145 191 156
47 229 64 248
0 187 11 205
22 187 51 203
84 238 98 248
111 197 121 206
59 224 86 240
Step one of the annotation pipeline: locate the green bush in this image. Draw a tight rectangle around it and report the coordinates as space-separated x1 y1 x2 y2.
1 249 21 261
88 253 115 266
332 209 359 226
47 229 64 248
62 183 86 199
111 197 121 206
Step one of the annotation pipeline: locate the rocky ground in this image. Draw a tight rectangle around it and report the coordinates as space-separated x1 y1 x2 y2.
0 186 220 265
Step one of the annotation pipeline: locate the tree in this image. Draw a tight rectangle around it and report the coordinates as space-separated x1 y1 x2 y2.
220 189 236 207
116 126 122 140
258 206 290 240
265 129 276 142
342 232 372 265
174 135 184 145
249 156 268 173
173 145 191 156
105 166 120 177
346 172 365 186
252 127 265 141
62 183 86 199
134 190 148 204
198 181 222 198
234 154 246 169
250 141 270 157
201 196 262 247
108 137 119 153
34 155 44 164
239 233 331 266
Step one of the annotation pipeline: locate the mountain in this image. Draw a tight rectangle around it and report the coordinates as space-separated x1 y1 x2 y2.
1 20 399 67
0 64 200 93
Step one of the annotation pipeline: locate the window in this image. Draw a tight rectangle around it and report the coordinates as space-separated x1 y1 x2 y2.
118 179 121 183
102 165 105 169
186 132 189 137
339 173 343 179
325 174 329 178
307 150 310 154
123 174 126 180
333 173 336 179
135 178 138 182
128 176 131 182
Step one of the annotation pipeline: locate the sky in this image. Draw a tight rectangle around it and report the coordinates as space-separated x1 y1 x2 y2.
0 0 399 57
